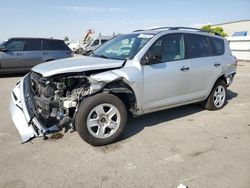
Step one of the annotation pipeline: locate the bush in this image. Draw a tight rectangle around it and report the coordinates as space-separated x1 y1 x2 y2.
201 25 228 37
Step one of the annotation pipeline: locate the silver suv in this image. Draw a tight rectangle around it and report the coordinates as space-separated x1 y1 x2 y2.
0 38 72 74
10 27 237 146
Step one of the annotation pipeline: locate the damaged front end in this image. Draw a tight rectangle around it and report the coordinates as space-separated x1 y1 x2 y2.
10 71 107 143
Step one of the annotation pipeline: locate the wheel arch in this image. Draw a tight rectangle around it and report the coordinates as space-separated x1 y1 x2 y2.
205 74 227 100
100 79 138 115
216 74 227 84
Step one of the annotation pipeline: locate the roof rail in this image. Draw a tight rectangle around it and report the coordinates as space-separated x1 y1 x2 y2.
133 27 222 36
170 27 222 36
169 27 205 32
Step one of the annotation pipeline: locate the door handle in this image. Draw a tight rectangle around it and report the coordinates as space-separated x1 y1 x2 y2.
214 63 221 67
16 53 23 56
180 67 190 71
43 52 48 55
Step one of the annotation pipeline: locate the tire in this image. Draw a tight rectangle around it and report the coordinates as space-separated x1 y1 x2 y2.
75 93 127 146
203 80 227 110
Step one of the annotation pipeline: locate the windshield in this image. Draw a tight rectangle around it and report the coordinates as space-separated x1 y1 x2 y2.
91 33 154 60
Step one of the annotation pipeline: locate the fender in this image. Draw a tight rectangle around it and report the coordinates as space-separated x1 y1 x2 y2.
89 71 139 115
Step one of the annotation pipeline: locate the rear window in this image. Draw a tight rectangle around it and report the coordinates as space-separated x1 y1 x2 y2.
186 34 211 58
209 37 225 56
43 40 71 51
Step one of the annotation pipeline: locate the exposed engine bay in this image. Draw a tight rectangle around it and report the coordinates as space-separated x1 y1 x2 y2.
29 70 136 133
30 71 98 130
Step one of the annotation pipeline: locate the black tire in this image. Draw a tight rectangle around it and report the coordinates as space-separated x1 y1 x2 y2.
203 80 227 110
75 93 127 146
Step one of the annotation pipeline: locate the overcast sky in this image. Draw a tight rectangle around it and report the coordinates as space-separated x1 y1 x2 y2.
0 0 249 41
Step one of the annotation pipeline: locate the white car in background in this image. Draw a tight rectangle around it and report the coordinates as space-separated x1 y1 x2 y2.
65 41 81 52
66 41 90 54
82 35 112 55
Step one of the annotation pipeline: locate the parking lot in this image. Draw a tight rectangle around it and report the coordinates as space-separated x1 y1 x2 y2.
0 62 249 188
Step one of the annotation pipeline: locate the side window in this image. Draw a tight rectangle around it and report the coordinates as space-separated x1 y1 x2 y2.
92 40 99 46
5 39 25 51
147 34 185 63
46 40 70 50
24 39 41 51
209 37 225 55
42 40 50 50
186 34 211 58
101 39 108 44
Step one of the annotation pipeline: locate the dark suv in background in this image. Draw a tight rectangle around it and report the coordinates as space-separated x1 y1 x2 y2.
0 38 72 74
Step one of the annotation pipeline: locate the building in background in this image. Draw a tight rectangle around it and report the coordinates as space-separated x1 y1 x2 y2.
212 20 250 61
212 20 250 36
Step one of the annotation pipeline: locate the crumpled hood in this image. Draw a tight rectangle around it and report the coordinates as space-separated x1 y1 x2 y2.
32 56 125 77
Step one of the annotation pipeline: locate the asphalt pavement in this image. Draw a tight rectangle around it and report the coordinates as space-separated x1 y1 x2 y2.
0 62 249 188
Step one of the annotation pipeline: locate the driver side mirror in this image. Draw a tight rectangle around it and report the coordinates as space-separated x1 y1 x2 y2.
141 53 162 65
0 46 7 52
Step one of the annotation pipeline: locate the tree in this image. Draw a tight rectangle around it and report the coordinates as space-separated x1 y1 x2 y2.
201 25 228 37
64 36 69 41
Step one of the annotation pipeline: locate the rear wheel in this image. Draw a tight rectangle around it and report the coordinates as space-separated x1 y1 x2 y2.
203 80 227 110
75 93 127 146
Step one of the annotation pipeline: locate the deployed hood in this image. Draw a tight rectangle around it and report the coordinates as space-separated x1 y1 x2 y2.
32 56 125 77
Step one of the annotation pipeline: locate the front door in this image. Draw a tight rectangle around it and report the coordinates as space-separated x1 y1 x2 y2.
142 33 190 111
0 39 43 69
0 39 26 69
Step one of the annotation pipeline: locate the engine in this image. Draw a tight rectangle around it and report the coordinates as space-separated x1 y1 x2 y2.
30 72 90 128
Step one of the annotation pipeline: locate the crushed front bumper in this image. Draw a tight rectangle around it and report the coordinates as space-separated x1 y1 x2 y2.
9 74 60 143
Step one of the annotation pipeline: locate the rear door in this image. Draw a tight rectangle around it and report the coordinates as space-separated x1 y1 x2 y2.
185 34 223 100
22 39 43 67
42 39 71 61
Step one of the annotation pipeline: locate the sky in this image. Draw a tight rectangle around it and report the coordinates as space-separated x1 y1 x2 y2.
0 0 249 41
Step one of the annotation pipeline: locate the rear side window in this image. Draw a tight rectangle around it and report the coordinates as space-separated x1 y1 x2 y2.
24 39 41 51
42 40 49 50
186 34 211 58
44 40 70 50
209 37 225 56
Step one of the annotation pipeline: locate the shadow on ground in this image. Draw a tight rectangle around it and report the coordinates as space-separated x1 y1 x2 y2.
120 89 238 142
0 72 27 78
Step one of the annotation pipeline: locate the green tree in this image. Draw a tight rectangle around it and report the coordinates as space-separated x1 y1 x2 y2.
201 25 228 37
64 36 69 41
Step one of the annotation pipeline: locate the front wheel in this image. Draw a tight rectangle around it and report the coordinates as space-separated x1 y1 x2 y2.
75 93 127 146
203 80 227 110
